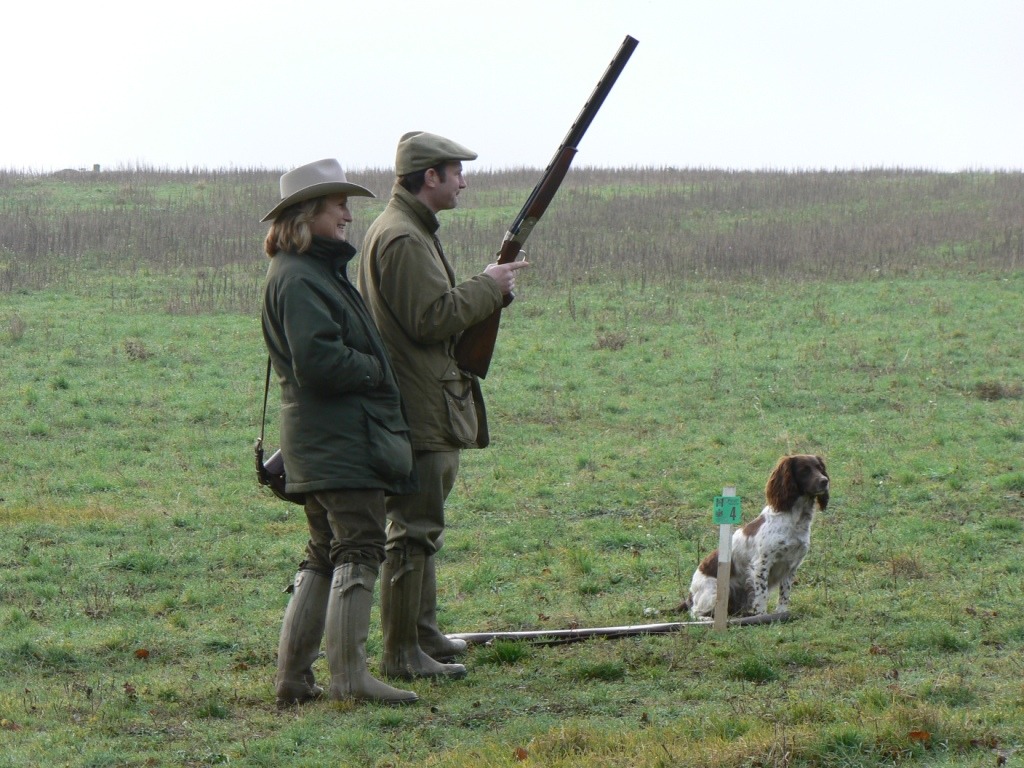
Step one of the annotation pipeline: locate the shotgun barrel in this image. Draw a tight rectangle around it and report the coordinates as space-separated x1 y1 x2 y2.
455 34 639 378
448 611 792 647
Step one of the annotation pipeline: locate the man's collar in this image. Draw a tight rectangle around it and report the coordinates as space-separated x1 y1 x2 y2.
392 183 440 234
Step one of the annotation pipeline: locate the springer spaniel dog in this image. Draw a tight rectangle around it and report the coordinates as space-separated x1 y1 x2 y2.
681 454 829 619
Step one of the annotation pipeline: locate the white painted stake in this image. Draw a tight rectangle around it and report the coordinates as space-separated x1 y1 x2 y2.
713 485 736 632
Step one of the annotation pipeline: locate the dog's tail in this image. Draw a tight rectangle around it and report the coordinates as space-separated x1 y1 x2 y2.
674 594 693 614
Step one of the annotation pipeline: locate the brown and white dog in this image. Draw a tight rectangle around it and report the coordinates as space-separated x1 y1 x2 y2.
681 455 829 619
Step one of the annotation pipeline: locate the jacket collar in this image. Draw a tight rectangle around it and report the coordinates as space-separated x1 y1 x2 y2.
307 235 358 271
390 183 440 235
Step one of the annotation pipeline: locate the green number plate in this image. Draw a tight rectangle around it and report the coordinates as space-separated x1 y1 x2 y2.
713 496 741 525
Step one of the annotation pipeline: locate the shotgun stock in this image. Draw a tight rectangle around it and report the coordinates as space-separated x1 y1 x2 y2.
454 35 638 378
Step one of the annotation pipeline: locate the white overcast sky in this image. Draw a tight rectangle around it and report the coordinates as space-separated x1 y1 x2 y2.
5 0 1023 172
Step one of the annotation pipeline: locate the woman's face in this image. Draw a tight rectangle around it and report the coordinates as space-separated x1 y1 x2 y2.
309 194 353 240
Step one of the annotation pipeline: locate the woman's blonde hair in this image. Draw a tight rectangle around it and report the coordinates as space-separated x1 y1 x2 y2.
264 197 329 257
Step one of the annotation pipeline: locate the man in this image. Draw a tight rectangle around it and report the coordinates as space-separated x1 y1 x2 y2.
358 131 527 680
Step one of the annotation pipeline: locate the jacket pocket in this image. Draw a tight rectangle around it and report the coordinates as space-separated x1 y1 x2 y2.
441 371 479 447
364 407 414 482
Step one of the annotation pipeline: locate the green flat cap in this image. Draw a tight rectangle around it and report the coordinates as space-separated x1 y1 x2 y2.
395 131 477 175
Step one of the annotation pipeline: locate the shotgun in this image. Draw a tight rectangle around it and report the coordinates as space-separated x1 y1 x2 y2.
448 612 792 647
454 34 639 378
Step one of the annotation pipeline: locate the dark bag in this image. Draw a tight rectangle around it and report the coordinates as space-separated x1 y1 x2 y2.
256 357 305 505
255 440 305 505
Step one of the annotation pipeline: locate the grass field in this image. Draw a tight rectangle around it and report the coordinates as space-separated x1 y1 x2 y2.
1 168 1023 767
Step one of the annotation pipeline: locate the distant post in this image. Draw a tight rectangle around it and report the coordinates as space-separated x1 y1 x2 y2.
712 486 741 632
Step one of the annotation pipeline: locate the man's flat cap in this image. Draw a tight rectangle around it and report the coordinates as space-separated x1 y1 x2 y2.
395 131 477 175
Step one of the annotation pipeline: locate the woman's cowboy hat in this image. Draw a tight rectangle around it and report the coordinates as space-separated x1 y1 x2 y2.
261 158 374 222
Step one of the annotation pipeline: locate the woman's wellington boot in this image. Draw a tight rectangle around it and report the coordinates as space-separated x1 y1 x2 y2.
275 569 330 707
326 563 418 705
380 549 467 680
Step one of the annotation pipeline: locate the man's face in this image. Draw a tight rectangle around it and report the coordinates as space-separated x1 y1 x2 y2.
430 162 467 212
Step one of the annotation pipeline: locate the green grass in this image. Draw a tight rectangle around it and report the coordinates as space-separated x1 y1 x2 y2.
2 268 1023 766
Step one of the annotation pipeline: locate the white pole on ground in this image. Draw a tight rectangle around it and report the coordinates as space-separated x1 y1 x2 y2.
713 485 738 632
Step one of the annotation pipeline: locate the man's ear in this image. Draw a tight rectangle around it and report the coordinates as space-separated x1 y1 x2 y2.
423 167 439 188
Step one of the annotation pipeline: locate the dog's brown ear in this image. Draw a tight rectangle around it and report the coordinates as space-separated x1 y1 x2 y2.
765 455 798 510
815 456 829 510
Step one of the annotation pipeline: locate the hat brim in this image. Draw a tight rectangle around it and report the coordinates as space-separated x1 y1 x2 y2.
261 181 375 222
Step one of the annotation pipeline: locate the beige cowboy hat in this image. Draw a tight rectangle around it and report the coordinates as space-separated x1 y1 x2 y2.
261 158 374 222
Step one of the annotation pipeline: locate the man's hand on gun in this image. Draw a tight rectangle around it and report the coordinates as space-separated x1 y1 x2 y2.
483 258 530 296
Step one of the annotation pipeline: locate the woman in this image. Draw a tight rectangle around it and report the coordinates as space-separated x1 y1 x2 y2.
261 158 418 706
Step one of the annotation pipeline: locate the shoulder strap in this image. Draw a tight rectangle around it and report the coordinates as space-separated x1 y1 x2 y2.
255 357 273 474
260 356 272 444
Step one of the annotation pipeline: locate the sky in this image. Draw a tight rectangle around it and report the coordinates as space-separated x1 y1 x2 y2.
5 0 1023 173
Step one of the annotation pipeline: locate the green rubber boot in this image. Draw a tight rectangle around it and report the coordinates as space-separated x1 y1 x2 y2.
275 569 330 707
380 549 467 680
325 563 418 705
418 554 468 662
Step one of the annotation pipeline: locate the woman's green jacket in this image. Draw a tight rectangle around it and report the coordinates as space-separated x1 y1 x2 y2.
261 237 416 495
